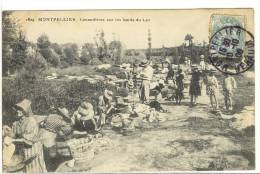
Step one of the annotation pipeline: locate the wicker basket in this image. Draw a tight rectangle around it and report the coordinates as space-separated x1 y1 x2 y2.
66 137 95 163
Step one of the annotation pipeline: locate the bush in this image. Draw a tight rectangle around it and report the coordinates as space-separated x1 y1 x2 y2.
96 66 121 76
80 55 91 65
49 50 60 67
16 52 47 83
59 61 70 69
45 65 98 77
90 58 102 65
2 78 117 125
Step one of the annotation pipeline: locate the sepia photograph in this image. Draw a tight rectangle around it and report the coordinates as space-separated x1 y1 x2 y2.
1 9 255 173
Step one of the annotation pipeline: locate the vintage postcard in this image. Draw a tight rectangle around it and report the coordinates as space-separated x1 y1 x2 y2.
2 9 255 173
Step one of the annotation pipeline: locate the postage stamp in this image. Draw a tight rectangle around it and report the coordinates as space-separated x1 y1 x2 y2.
210 14 246 36
209 14 254 75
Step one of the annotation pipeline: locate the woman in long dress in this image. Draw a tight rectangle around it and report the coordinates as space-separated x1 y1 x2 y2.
11 99 47 173
189 66 202 106
38 107 73 171
166 61 174 83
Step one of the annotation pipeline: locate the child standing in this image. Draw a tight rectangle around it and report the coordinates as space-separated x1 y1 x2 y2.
205 70 219 110
223 74 237 111
175 69 185 105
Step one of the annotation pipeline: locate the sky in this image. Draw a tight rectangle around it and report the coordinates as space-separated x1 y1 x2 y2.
11 9 254 49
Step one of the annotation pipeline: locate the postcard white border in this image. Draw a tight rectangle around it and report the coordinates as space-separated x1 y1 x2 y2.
1 0 259 173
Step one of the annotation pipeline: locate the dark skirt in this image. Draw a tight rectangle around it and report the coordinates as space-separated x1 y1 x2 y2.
189 82 201 96
176 88 184 98
74 119 95 132
167 70 174 78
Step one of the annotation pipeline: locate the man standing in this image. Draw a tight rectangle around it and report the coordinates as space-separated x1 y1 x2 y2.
223 74 237 111
139 59 154 104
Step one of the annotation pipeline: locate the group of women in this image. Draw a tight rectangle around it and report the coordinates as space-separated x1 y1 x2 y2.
3 89 114 173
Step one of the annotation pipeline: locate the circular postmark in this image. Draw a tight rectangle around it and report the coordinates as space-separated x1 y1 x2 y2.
209 25 254 75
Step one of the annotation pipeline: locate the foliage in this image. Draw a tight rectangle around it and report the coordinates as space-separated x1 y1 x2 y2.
2 11 18 44
38 47 52 61
37 34 51 49
124 51 146 64
63 43 79 65
80 43 96 64
80 49 92 64
3 13 210 75
2 78 117 125
10 30 28 70
51 43 63 55
37 34 59 66
94 30 108 62
49 49 61 67
184 34 194 42
96 66 121 76
2 11 19 75
16 52 48 83
46 65 99 77
108 40 124 64
90 58 103 65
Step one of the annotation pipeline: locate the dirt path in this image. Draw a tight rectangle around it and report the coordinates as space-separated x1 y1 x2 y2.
57 92 254 172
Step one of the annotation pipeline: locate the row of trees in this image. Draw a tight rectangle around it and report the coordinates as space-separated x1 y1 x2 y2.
36 35 80 67
36 32 125 67
3 12 208 78
2 12 125 77
3 12 46 79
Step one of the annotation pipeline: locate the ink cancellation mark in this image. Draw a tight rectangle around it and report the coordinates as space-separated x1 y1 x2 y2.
209 25 254 75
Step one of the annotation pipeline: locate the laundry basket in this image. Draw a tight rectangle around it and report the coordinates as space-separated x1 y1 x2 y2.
66 137 95 163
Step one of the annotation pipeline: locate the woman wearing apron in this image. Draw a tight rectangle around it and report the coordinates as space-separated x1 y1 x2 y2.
11 99 47 173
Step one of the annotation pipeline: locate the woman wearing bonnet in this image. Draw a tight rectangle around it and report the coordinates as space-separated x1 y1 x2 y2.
6 99 47 173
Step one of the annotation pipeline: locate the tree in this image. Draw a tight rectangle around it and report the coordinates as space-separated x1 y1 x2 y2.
17 50 48 83
80 43 96 64
37 34 60 67
108 40 123 64
94 30 108 62
184 34 194 62
71 44 79 60
51 43 63 55
2 11 19 75
37 34 51 49
49 50 60 67
63 43 79 65
26 51 48 74
11 30 28 70
184 34 194 46
37 34 52 61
